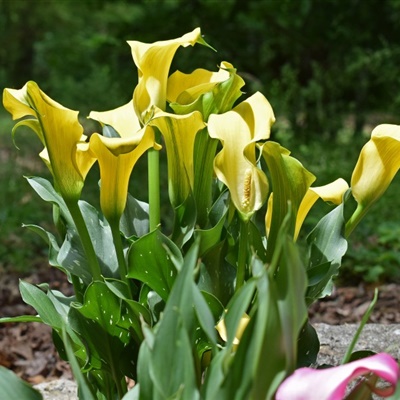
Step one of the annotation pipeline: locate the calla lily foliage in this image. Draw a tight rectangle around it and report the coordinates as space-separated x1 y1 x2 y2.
2 28 400 400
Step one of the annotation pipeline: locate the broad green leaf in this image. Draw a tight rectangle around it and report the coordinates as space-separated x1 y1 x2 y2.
68 281 136 379
25 176 73 226
274 237 308 372
0 366 42 400
127 229 181 301
194 190 229 256
306 201 348 303
23 224 60 268
105 278 152 342
296 322 320 367
57 200 119 284
198 241 236 306
120 194 149 239
19 280 63 330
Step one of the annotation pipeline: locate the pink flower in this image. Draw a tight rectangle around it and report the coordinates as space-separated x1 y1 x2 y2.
276 353 399 400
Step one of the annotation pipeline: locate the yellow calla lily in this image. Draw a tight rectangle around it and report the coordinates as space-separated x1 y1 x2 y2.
167 62 231 104
89 101 141 138
89 126 159 223
3 81 95 201
129 27 208 124
216 313 250 347
167 61 245 118
295 178 349 239
149 108 206 207
347 124 400 235
207 92 275 220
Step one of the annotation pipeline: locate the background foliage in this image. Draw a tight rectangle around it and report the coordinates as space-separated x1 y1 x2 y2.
1 0 400 283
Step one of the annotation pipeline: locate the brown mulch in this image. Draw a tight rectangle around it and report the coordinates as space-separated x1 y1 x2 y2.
1 266 400 383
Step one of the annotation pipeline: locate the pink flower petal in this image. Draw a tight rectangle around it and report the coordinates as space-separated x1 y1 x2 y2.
276 353 399 400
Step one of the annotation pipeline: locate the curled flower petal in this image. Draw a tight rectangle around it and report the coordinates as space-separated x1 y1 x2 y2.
3 82 95 201
347 124 400 235
295 178 349 239
89 126 158 222
129 27 209 123
208 92 275 220
89 101 141 139
167 61 245 119
149 108 205 207
276 353 399 400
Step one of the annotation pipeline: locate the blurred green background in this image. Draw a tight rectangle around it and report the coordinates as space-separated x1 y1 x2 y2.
1 0 400 284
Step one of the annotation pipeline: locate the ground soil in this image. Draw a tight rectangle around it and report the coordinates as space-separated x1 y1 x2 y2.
1 267 399 383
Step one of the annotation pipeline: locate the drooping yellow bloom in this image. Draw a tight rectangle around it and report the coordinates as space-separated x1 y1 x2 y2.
149 109 206 207
3 81 95 201
295 178 349 239
89 126 159 223
88 108 160 223
207 92 275 220
347 124 400 235
129 27 209 124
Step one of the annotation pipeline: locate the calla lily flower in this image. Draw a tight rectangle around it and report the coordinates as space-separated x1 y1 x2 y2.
216 313 250 347
295 178 349 239
3 81 95 201
167 61 245 119
88 125 159 223
148 109 206 207
207 92 275 220
129 27 210 124
276 353 399 400
347 124 400 235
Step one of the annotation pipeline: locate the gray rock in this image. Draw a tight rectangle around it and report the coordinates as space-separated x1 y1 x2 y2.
34 324 400 399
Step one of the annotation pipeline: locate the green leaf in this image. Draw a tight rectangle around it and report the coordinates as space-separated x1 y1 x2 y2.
127 229 181 301
306 201 348 303
296 321 320 367
57 200 119 284
194 190 229 256
120 193 149 239
68 281 136 380
0 366 42 400
61 327 97 400
262 141 315 262
0 315 42 324
23 224 60 268
19 280 63 330
171 191 197 247
148 241 201 400
25 176 73 226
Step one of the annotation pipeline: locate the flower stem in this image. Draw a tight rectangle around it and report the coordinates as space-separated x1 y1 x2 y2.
110 221 132 297
345 203 367 237
66 200 102 282
236 218 249 292
148 130 161 231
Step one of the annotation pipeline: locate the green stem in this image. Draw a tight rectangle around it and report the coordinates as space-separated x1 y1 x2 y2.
66 200 102 282
236 218 249 292
345 203 367 237
110 221 132 297
148 130 161 231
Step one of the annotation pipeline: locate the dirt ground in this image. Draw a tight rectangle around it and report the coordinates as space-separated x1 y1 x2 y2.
1 267 399 383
